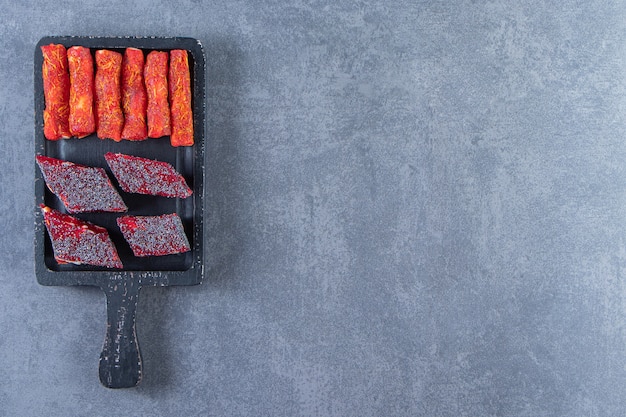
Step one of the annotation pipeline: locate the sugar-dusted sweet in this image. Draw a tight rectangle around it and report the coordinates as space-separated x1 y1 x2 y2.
40 204 123 268
104 152 192 198
117 213 190 257
36 155 127 213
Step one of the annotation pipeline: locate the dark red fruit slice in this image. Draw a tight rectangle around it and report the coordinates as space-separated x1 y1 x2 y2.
104 152 192 198
40 204 123 269
117 213 190 257
36 155 127 213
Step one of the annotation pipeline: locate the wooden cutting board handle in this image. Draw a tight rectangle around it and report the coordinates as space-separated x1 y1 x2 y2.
98 277 142 388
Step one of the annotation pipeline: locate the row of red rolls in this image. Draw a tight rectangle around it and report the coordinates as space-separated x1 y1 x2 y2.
41 44 193 147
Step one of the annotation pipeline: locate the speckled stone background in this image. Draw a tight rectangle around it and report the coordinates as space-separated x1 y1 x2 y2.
2 1 626 416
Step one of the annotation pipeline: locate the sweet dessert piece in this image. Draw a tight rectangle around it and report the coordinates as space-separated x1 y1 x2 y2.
117 213 190 257
95 49 124 141
104 152 192 198
41 44 71 140
144 51 171 138
40 204 123 268
169 49 193 146
36 155 127 213
121 48 148 140
67 46 96 137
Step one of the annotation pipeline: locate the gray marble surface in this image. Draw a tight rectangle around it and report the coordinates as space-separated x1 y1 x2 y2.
2 1 626 416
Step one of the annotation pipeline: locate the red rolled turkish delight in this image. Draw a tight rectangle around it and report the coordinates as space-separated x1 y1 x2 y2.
67 46 96 137
169 49 193 147
95 49 124 141
144 51 171 138
121 48 147 140
41 44 71 140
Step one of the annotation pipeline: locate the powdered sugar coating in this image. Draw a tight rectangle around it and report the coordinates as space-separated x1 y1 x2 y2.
104 152 192 198
40 204 123 268
36 155 127 213
117 213 190 257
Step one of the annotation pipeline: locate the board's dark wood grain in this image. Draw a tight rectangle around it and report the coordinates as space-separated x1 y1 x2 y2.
99 276 142 388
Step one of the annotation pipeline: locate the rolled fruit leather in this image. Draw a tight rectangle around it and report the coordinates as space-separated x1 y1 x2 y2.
121 48 148 140
67 46 96 137
169 49 193 147
95 50 124 141
41 44 71 140
144 51 171 138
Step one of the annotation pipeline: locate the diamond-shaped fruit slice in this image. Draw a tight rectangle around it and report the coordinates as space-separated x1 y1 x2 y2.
40 204 123 268
36 155 127 213
117 213 190 257
104 152 192 198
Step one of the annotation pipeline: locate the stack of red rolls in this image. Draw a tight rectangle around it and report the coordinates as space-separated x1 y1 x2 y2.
40 44 193 147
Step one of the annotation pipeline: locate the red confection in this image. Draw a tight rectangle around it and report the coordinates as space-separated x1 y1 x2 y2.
169 49 193 147
121 48 148 140
40 204 123 269
41 44 71 140
104 152 192 198
36 155 127 213
117 213 190 257
144 51 171 138
95 49 124 141
67 46 96 138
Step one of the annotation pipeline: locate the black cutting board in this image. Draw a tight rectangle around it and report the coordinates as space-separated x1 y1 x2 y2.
34 36 205 388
